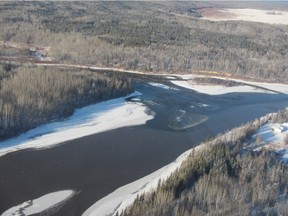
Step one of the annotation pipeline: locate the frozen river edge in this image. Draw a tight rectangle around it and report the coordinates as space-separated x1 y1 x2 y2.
0 91 153 157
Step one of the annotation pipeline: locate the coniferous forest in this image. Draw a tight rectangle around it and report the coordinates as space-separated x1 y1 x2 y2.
1 1 287 140
0 1 288 81
120 110 288 216
0 1 288 216
0 63 132 139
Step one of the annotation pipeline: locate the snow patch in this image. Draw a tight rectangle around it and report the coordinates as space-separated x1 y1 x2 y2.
176 110 186 122
166 76 177 80
149 82 179 91
171 77 288 95
202 9 288 25
130 98 141 102
198 103 210 107
249 123 288 161
171 80 268 95
0 91 154 157
2 190 75 216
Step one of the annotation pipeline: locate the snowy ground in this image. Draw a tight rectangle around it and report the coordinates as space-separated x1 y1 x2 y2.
2 190 75 216
166 76 177 80
0 91 153 157
172 80 270 95
82 145 203 216
149 82 179 91
171 75 288 95
202 9 288 25
250 123 288 161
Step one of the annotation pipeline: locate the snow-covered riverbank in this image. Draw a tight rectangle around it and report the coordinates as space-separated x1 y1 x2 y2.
170 75 288 95
2 190 75 216
83 112 288 216
83 144 203 216
0 91 153 157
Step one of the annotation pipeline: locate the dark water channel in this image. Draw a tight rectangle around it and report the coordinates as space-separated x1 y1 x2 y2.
0 77 288 215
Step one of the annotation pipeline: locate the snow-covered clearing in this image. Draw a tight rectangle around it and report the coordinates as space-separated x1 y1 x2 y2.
250 123 288 161
2 190 75 216
149 82 179 91
202 9 288 25
82 145 203 216
0 91 153 157
170 75 288 95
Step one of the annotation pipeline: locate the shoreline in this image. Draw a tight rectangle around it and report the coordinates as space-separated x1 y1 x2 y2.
170 75 288 95
0 76 288 215
83 145 202 216
1 57 288 85
0 91 153 157
1 71 287 157
82 112 281 216
0 87 287 215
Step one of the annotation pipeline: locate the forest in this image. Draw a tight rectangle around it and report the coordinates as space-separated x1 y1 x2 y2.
0 1 288 215
120 109 288 216
0 63 132 140
0 1 287 82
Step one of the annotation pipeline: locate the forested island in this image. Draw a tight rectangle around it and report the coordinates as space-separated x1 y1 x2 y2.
0 63 132 139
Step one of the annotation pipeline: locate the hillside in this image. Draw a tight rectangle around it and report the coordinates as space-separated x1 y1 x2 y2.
119 109 288 216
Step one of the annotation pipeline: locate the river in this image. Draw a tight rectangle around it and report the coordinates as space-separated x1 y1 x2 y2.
0 76 288 215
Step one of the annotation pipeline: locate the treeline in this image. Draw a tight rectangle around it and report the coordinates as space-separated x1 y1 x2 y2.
191 77 243 87
120 110 288 216
270 108 288 124
0 63 132 140
0 2 288 82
